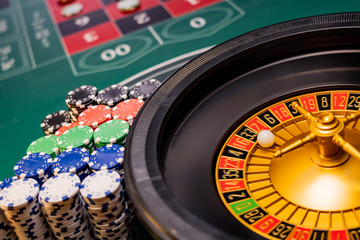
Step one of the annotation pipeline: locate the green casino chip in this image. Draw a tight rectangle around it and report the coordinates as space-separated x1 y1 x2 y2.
94 119 129 147
26 135 59 158
94 137 126 148
58 125 94 152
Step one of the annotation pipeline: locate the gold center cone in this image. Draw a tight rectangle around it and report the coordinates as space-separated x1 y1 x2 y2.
270 127 360 211
271 102 360 211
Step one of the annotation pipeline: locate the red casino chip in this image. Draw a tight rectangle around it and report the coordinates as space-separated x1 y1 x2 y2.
78 105 112 129
112 99 144 125
55 122 80 137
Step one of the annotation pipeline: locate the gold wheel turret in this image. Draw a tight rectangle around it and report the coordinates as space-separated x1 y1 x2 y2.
270 99 360 211
274 101 360 167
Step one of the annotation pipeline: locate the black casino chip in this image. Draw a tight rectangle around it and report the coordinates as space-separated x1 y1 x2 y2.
65 85 97 108
65 85 98 121
40 110 71 135
96 84 129 106
129 79 161 100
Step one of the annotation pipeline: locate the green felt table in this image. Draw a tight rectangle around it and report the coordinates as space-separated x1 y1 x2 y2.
0 0 359 180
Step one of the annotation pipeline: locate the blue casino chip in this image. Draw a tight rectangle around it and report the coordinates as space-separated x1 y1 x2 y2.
89 144 124 171
14 152 52 178
52 148 89 174
0 176 18 190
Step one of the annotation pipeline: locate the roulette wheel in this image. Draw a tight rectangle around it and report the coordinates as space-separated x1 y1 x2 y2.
125 12 360 239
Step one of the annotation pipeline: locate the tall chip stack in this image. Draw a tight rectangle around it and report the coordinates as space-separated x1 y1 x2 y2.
0 207 16 240
39 173 92 239
80 170 131 239
0 178 54 239
65 85 98 122
88 144 135 217
0 177 17 240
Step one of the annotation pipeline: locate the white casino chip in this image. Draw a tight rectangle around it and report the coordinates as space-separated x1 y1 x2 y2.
80 170 121 200
0 178 39 208
117 0 140 12
61 2 83 18
39 173 80 203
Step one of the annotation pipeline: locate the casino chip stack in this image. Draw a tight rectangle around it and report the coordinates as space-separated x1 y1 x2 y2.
78 105 112 129
129 78 161 100
88 145 126 204
65 85 98 122
112 99 144 125
57 125 95 153
0 178 54 240
39 173 92 239
27 135 59 158
0 206 16 240
0 178 17 240
55 122 79 137
40 110 71 135
52 148 90 182
88 144 135 216
96 84 129 107
94 119 129 148
14 152 53 186
80 170 131 240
